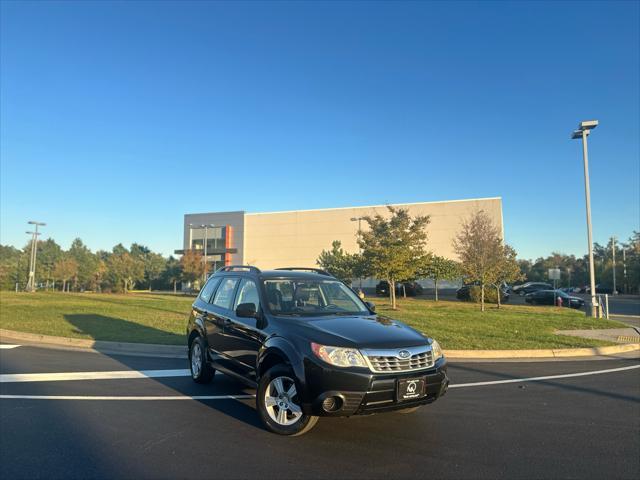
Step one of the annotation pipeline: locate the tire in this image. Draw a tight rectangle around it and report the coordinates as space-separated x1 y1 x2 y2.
256 365 319 436
189 336 215 384
395 406 420 414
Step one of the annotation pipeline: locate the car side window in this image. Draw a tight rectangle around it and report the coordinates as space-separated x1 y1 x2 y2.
212 277 239 310
234 279 260 311
199 277 221 303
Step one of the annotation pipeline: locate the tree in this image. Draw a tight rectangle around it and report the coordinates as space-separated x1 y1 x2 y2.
180 250 205 289
490 245 523 308
453 210 502 312
420 255 460 301
162 256 183 293
316 240 360 284
131 244 166 291
37 239 64 289
68 238 99 291
107 250 145 293
53 258 79 292
358 206 430 309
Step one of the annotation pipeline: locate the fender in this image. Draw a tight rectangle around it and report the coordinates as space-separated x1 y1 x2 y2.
258 336 306 386
187 309 207 346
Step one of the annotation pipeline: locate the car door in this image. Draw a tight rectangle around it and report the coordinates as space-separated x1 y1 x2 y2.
222 278 265 381
192 276 221 336
205 276 241 372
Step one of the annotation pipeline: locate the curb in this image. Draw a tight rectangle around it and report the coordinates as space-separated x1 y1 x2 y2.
0 329 187 358
444 343 640 359
1 328 639 360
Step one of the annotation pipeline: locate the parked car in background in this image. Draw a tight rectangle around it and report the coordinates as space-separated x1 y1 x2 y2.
524 289 585 309
375 281 423 297
513 282 553 295
580 284 617 295
559 287 580 294
456 283 510 302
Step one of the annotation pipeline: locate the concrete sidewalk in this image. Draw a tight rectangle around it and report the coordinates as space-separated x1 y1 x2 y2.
556 327 640 344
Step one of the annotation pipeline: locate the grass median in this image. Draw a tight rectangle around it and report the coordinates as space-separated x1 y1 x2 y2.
0 291 626 349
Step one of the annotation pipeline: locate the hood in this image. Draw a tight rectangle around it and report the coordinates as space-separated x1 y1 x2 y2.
289 314 428 349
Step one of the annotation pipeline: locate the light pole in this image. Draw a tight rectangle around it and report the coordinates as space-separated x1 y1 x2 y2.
611 236 617 295
622 246 627 294
350 217 365 290
200 224 215 283
572 120 599 316
26 221 46 292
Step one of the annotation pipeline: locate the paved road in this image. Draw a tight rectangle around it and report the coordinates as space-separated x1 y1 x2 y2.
1 345 639 479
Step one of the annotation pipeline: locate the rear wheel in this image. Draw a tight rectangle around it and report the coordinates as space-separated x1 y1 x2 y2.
189 337 215 384
257 365 318 436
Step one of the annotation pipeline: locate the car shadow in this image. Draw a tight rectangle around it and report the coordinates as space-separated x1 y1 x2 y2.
61 313 265 430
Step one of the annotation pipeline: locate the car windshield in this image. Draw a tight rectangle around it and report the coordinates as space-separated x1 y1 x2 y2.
263 279 369 316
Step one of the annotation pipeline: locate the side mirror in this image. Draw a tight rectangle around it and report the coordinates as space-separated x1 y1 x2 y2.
236 302 258 318
365 301 376 313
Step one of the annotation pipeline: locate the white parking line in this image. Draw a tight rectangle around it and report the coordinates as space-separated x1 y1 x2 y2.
0 364 638 401
0 394 255 401
0 369 190 383
0 345 20 350
448 364 640 388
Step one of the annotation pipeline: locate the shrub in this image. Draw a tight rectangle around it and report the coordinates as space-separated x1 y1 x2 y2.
469 286 500 304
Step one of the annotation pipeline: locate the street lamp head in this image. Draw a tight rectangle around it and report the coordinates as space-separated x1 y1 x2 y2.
28 221 46 226
350 217 358 222
579 120 598 131
571 129 584 139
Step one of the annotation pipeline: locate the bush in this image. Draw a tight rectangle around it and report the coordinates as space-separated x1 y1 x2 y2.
469 286 501 304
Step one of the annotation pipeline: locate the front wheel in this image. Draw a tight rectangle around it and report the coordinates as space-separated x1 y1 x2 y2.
257 365 318 436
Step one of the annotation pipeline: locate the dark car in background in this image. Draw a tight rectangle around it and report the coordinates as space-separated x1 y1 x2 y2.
456 283 510 302
375 281 423 297
187 266 448 436
524 289 585 309
513 282 553 295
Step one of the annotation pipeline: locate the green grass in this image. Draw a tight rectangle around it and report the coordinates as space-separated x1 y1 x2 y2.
0 292 627 349
367 296 626 349
0 292 193 345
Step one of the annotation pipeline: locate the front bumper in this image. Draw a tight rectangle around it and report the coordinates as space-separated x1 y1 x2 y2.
300 356 449 416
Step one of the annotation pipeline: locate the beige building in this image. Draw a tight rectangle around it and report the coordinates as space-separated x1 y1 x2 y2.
178 197 503 282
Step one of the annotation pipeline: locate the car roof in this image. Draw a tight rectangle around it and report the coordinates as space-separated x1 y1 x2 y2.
211 268 336 281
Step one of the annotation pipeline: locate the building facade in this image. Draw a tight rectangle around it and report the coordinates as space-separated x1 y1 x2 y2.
177 197 503 281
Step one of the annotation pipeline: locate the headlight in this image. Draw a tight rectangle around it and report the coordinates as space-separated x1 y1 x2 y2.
431 339 444 360
311 342 367 368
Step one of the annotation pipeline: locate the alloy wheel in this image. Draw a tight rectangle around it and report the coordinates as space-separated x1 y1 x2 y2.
264 376 302 426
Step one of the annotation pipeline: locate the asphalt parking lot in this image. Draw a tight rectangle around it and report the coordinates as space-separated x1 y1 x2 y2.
1 344 639 479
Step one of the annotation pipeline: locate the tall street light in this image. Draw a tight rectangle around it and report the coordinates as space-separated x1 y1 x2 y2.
611 236 617 295
572 120 599 316
200 224 215 283
350 217 365 290
26 220 46 292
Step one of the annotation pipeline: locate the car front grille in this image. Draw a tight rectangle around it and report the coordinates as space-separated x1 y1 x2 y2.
363 346 434 373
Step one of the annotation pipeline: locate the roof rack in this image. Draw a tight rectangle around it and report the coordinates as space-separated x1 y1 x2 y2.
216 265 262 274
274 267 334 277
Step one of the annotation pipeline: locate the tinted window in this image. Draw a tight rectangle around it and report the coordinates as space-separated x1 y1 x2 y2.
212 277 239 310
199 277 221 303
234 279 261 311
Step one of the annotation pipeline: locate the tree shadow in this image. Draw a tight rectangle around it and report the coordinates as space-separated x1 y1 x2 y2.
65 314 184 345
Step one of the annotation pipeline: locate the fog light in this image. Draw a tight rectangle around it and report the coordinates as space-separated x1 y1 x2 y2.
322 396 341 412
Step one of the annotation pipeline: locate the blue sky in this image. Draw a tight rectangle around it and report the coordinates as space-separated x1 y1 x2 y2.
1 0 638 260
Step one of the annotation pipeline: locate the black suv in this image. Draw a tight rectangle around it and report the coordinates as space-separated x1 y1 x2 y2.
186 266 449 436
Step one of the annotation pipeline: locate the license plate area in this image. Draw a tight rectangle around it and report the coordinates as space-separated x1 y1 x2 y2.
396 377 426 401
